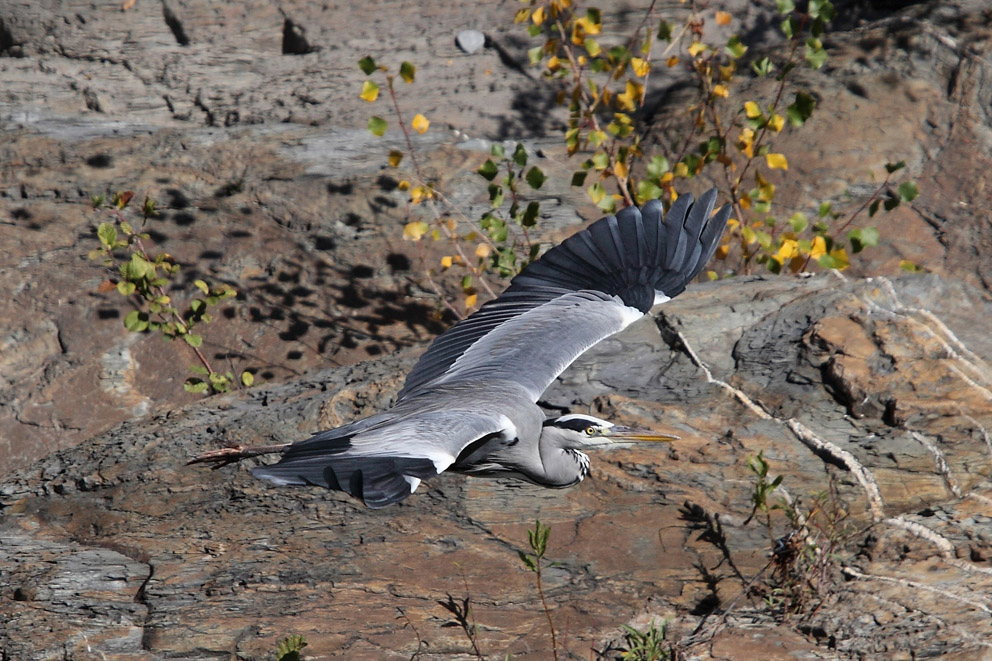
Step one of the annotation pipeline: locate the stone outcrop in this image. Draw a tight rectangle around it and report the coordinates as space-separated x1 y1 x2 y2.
2 274 991 659
2 0 992 658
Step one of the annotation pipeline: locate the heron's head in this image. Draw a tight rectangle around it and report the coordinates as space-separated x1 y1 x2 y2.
542 413 679 449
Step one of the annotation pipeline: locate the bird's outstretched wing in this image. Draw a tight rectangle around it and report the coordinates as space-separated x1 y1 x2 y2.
397 189 730 401
253 190 729 507
252 400 517 508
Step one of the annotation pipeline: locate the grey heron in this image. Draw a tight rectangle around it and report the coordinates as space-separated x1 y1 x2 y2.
192 189 730 508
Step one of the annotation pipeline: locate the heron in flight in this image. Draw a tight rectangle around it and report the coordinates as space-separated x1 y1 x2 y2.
192 190 730 508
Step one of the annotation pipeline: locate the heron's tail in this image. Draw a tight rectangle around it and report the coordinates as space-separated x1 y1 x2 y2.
252 432 438 508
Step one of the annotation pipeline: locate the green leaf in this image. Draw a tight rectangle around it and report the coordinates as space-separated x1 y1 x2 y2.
184 333 203 348
818 202 832 218
488 183 504 208
193 279 209 294
868 199 880 217
570 170 587 187
527 24 542 37
527 46 543 66
848 226 879 253
275 635 308 661
805 39 827 69
512 143 528 167
636 180 663 203
525 166 546 189
184 379 208 393
399 61 416 83
241 371 254 387
885 161 906 174
476 159 499 181
518 550 537 572
117 281 136 296
190 299 206 314
97 223 117 249
776 0 796 13
358 56 377 75
785 91 816 126
123 310 147 332
367 116 387 137
656 20 673 41
646 155 670 180
897 181 918 202
189 365 209 375
725 35 747 59
490 143 505 158
752 57 774 77
809 0 836 21
788 213 808 233
521 201 540 228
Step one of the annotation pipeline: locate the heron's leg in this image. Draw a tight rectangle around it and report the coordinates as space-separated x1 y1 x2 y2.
187 442 291 469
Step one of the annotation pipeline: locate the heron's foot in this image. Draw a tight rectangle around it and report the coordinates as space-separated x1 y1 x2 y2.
187 443 290 469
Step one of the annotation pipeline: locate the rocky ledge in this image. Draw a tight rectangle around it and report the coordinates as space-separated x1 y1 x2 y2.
2 273 990 659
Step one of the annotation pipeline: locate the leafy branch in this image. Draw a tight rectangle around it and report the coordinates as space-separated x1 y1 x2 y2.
89 191 252 394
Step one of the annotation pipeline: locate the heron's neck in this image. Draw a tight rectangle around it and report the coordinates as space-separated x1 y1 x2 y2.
536 440 589 487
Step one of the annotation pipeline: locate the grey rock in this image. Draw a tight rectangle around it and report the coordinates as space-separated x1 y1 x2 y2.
456 29 486 54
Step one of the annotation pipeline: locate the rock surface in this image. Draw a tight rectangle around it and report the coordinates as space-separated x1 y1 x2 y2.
2 274 992 659
2 0 992 477
2 0 992 658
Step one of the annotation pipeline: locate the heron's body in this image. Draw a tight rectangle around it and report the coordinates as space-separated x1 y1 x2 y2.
237 190 731 507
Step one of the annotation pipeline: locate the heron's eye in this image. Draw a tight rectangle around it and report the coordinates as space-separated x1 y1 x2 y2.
585 427 596 435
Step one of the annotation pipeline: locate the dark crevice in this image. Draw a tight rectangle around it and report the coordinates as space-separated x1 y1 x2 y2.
162 3 190 46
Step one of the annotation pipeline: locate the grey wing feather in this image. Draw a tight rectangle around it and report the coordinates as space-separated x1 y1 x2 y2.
421 290 642 401
397 190 731 401
253 402 515 508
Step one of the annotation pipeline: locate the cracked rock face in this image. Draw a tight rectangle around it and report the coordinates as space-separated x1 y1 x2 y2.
3 0 992 658
2 274 991 660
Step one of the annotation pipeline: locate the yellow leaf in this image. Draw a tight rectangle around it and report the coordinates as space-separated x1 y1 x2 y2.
829 247 850 270
577 54 587 66
388 149 403 167
715 244 729 259
465 293 478 308
744 101 760 118
688 41 707 57
614 160 628 179
411 185 432 204
475 243 491 258
739 192 752 209
616 80 643 111
809 235 827 259
736 127 755 158
715 10 732 25
547 55 561 71
674 162 688 177
666 55 680 67
766 153 788 170
440 256 453 269
398 180 411 191
403 221 429 241
532 5 545 24
411 113 429 134
630 57 651 77
659 171 674 184
769 114 785 132
775 238 799 262
359 80 379 103
514 8 531 23
719 63 736 81
712 84 729 98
